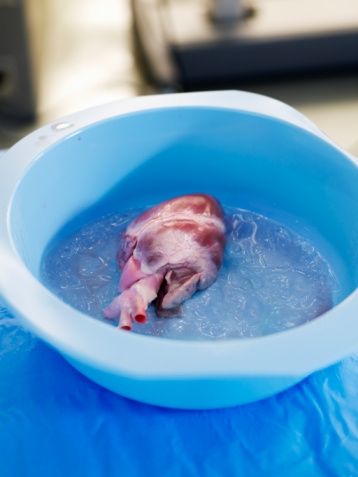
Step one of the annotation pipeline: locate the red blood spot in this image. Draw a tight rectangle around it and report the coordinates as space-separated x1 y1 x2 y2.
134 314 147 323
120 325 132 331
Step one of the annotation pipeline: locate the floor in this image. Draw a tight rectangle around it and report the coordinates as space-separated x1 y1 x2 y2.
0 0 358 155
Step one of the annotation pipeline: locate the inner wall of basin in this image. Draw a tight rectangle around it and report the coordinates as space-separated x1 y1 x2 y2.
10 107 358 301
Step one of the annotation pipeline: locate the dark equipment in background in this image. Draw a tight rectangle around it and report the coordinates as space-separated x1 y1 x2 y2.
0 1 37 121
132 0 358 90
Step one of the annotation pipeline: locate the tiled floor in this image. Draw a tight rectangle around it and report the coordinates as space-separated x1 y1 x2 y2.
1 0 358 155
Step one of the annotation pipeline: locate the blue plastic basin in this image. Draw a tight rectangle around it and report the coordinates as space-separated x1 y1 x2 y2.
0 91 357 409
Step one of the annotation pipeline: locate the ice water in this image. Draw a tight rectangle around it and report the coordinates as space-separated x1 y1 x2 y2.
41 206 339 340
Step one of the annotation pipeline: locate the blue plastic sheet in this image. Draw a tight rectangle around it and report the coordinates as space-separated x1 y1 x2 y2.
1 304 358 477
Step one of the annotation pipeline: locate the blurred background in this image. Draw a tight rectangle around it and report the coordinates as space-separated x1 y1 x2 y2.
1 0 358 153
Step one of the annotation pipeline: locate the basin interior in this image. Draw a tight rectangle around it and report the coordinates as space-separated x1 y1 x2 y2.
9 107 358 312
